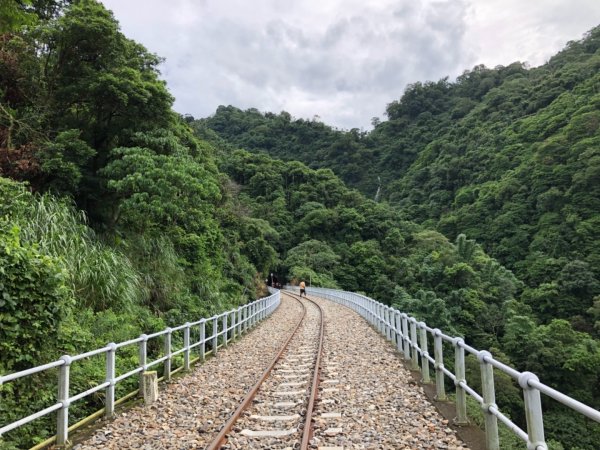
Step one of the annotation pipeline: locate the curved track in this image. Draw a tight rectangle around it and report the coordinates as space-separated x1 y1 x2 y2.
206 291 324 450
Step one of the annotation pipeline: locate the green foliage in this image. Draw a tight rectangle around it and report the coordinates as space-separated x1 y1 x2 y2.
1 178 145 311
2 3 599 449
199 28 600 449
102 144 221 234
0 221 71 372
0 0 38 32
37 129 96 196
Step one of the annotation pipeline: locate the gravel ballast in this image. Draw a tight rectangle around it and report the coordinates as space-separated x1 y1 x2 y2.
74 292 471 449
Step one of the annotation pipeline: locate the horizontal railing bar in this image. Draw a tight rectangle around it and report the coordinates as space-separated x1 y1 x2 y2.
146 329 169 339
0 360 65 384
71 346 110 362
459 342 479 356
171 348 186 357
69 382 110 404
441 366 456 381
297 286 600 450
0 403 62 435
114 367 144 384
486 356 522 379
114 337 145 349
489 405 529 441
146 355 169 367
440 333 455 343
458 381 484 403
529 379 600 423
29 389 141 450
1 291 280 445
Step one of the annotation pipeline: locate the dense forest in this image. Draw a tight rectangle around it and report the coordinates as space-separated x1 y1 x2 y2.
198 27 600 450
200 27 600 337
0 1 598 449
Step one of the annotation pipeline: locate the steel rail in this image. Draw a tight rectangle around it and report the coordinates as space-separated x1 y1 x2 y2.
300 293 325 450
205 292 310 450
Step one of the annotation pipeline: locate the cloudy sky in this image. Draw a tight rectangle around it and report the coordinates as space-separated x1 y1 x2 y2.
100 0 600 130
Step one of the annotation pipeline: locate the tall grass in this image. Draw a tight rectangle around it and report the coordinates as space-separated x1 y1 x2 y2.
125 233 187 313
1 180 146 311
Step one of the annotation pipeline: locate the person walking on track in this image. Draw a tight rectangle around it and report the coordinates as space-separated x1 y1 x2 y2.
299 280 306 297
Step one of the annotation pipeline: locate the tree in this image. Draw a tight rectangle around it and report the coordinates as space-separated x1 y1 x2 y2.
102 145 221 234
284 239 340 280
0 0 37 32
40 0 173 174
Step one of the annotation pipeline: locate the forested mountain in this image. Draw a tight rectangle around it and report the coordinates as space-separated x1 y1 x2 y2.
198 27 600 449
200 26 600 336
1 1 599 448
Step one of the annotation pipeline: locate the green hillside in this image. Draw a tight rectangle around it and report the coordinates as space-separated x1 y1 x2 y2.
1 1 599 448
200 27 600 335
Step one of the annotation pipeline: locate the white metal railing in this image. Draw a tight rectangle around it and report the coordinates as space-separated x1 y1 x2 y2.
0 289 280 447
289 286 600 450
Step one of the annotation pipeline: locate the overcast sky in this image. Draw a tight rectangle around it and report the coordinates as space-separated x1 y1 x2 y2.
100 0 600 130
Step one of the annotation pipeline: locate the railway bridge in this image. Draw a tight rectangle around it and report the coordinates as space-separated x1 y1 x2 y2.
1 288 599 449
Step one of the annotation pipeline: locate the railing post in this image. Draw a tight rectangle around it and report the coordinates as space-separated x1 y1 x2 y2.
371 301 377 326
453 338 468 425
390 308 397 346
419 323 431 383
243 305 248 332
373 303 379 330
231 310 236 339
237 307 242 336
384 307 391 340
433 329 446 401
164 328 172 380
212 316 218 355
395 311 402 352
402 314 410 361
222 313 228 347
184 323 191 371
199 319 206 361
56 355 71 447
519 372 547 450
138 334 147 393
410 318 419 370
479 350 499 450
105 343 116 417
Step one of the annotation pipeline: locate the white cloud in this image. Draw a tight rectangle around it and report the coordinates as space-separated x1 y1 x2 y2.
100 0 600 129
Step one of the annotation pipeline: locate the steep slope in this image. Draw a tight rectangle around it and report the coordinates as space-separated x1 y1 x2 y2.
200 26 600 332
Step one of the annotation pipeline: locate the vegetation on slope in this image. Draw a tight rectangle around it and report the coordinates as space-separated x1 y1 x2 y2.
199 27 600 449
1 0 599 448
199 28 600 336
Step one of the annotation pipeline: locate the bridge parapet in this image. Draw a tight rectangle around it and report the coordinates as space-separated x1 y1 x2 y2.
290 285 600 450
0 289 281 448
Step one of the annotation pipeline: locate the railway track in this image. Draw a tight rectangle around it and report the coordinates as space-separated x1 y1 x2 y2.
206 291 335 450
